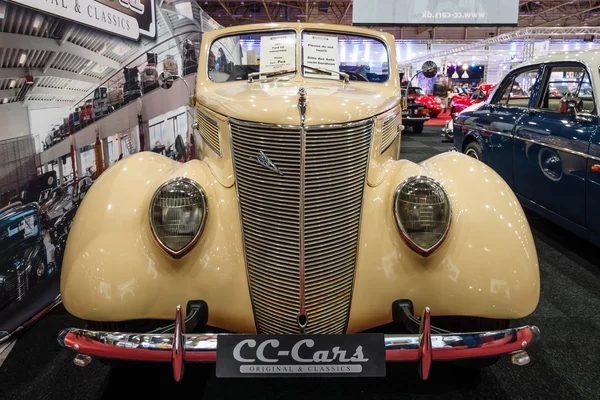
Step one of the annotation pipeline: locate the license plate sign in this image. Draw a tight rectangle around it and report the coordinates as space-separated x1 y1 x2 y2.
216 334 385 378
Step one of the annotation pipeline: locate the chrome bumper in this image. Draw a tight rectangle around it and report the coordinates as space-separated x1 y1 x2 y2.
57 306 540 381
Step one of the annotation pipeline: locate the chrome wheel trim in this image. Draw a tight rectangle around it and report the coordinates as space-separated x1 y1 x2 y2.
465 148 479 160
36 262 45 277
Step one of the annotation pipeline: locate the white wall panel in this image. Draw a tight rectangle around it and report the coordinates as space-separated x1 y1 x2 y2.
0 107 30 141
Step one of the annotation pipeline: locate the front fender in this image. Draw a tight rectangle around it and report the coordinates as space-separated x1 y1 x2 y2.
348 151 539 332
60 152 255 333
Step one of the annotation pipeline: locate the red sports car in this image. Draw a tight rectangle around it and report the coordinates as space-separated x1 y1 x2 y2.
406 86 443 118
451 84 496 115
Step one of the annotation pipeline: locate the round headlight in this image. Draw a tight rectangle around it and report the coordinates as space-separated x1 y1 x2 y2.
393 176 451 256
149 177 207 258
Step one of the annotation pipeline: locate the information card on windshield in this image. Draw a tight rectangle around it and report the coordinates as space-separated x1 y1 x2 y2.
303 34 339 80
259 35 296 74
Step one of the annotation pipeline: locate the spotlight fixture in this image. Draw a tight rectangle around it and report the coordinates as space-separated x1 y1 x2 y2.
9 79 15 88
33 15 43 29
18 53 27 65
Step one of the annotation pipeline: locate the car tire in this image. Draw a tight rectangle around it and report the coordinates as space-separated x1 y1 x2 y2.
433 316 510 369
451 107 456 115
464 141 483 161
412 124 424 134
431 113 439 118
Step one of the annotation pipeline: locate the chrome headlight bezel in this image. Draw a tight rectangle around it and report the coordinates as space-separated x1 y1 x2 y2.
393 176 452 257
148 177 208 259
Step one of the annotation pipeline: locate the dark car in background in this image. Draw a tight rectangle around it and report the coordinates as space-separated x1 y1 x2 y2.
401 88 430 133
0 202 59 343
453 52 600 246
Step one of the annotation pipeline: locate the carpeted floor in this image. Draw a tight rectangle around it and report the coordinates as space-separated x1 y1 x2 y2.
1 125 599 399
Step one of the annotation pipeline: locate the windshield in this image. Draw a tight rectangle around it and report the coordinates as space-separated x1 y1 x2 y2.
301 31 388 83
208 30 389 83
208 30 297 83
408 87 426 96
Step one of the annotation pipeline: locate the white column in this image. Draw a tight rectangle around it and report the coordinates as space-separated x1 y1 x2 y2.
102 137 110 169
75 148 83 180
57 159 64 184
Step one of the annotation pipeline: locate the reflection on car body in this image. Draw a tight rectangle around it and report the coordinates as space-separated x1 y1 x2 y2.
453 51 600 246
56 22 541 381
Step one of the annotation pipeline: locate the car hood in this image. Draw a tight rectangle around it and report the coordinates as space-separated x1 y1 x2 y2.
197 80 400 126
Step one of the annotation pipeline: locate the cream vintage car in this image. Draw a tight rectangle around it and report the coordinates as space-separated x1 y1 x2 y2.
57 23 541 381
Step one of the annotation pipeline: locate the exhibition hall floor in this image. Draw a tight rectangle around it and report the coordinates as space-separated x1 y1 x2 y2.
1 126 598 400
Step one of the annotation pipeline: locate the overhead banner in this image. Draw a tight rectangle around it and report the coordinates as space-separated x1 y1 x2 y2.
352 0 519 26
8 0 156 40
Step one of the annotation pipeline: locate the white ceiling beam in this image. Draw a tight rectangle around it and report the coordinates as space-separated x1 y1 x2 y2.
401 26 600 65
0 68 101 85
0 32 120 71
0 100 73 111
43 25 75 74
0 86 88 98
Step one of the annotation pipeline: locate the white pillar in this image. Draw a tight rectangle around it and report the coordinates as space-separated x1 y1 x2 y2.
75 148 83 180
57 159 64 184
102 137 110 169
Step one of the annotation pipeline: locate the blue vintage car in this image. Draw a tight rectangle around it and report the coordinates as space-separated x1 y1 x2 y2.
453 51 600 245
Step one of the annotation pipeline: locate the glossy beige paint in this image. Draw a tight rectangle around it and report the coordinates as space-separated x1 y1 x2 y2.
348 152 540 332
195 23 400 127
60 153 256 333
61 23 539 332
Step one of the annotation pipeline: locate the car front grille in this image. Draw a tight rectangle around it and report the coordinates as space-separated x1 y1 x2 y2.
230 118 373 334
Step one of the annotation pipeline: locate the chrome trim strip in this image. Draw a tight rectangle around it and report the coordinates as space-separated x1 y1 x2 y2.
0 294 62 345
457 123 600 161
516 135 600 161
227 119 260 334
148 177 208 259
57 305 541 381
343 117 375 333
298 88 307 326
227 117 374 131
393 176 452 257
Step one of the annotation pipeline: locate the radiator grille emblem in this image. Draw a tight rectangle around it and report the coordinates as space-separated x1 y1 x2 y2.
255 151 283 175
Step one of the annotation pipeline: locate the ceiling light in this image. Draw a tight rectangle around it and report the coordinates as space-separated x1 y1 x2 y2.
80 67 86 74
9 80 15 88
92 64 106 74
33 15 43 29
112 43 130 56
2 98 7 104
19 53 27 65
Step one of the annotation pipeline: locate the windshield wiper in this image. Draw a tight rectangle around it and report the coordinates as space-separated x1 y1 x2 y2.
247 69 297 83
301 65 349 84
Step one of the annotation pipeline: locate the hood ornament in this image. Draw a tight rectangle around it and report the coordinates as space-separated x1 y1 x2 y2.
298 87 307 126
255 151 283 176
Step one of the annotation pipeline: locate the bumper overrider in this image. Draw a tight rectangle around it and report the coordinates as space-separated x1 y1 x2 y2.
57 300 540 381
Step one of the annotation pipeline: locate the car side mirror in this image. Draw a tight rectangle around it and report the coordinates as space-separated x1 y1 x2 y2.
421 61 438 79
559 95 593 122
158 71 174 89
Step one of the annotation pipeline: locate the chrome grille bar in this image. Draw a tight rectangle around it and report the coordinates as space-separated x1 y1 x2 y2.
230 118 373 334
